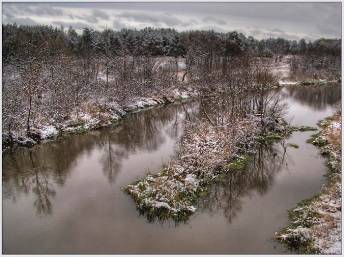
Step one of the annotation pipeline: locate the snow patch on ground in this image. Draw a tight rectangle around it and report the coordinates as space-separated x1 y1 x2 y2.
39 125 58 139
270 56 293 80
173 89 190 99
331 121 341 130
279 80 299 86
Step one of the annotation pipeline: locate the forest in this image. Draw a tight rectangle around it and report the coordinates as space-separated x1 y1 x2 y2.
3 25 341 60
2 24 341 145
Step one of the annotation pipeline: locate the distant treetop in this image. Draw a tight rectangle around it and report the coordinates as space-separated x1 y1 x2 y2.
2 23 341 62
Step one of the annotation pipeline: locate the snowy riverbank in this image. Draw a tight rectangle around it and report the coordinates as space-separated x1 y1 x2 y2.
278 79 340 87
276 111 342 254
2 86 198 150
125 103 297 222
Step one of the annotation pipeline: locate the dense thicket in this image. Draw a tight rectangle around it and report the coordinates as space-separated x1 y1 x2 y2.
3 24 341 62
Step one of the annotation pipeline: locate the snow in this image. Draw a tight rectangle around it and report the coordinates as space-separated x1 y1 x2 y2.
39 125 58 139
184 174 199 191
279 80 298 86
153 57 186 72
153 201 172 210
331 121 341 130
186 206 197 212
126 113 285 221
172 89 190 99
3 74 199 151
270 56 292 80
178 61 186 70
133 98 159 108
322 240 342 254
97 71 115 82
4 87 195 150
123 97 172 112
16 136 36 146
289 227 311 240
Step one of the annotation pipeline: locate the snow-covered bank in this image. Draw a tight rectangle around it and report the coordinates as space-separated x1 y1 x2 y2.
125 110 295 222
2 87 198 150
271 55 340 87
276 111 342 254
278 79 340 87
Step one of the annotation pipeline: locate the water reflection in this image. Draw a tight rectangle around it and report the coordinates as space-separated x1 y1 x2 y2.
3 102 197 215
29 152 56 215
3 150 57 215
200 142 289 223
2 84 341 254
3 84 339 217
100 132 124 183
281 84 341 110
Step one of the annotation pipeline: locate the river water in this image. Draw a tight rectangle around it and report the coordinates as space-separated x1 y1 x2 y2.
2 84 341 254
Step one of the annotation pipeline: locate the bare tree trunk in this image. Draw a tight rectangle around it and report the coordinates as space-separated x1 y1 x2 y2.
26 95 32 133
106 64 109 86
95 63 99 81
200 97 216 127
182 71 188 82
175 57 178 81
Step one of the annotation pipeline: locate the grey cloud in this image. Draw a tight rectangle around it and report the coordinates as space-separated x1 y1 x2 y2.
3 16 38 26
270 28 284 33
118 12 189 27
2 2 340 40
73 10 110 24
198 25 227 33
315 12 341 38
3 3 63 16
93 10 109 20
17 17 38 26
52 21 92 30
75 14 98 23
113 20 132 30
3 11 14 19
203 17 226 25
248 28 312 41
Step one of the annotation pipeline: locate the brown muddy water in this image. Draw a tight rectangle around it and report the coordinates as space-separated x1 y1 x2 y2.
2 84 341 254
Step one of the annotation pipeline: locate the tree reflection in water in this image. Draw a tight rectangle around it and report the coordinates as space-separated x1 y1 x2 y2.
2 102 196 215
2 84 339 218
281 83 341 110
29 151 56 215
3 149 57 215
200 143 289 223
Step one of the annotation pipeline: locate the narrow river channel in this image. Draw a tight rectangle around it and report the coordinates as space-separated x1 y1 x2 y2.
2 84 341 254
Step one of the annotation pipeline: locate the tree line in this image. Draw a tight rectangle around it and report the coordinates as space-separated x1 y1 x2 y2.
3 24 341 62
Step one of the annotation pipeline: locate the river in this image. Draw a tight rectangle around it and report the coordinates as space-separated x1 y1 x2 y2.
2 84 341 254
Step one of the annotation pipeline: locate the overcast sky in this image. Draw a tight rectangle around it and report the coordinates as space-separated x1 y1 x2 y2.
2 2 341 40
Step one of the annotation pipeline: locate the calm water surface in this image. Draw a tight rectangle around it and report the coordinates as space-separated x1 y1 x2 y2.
2 85 341 254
